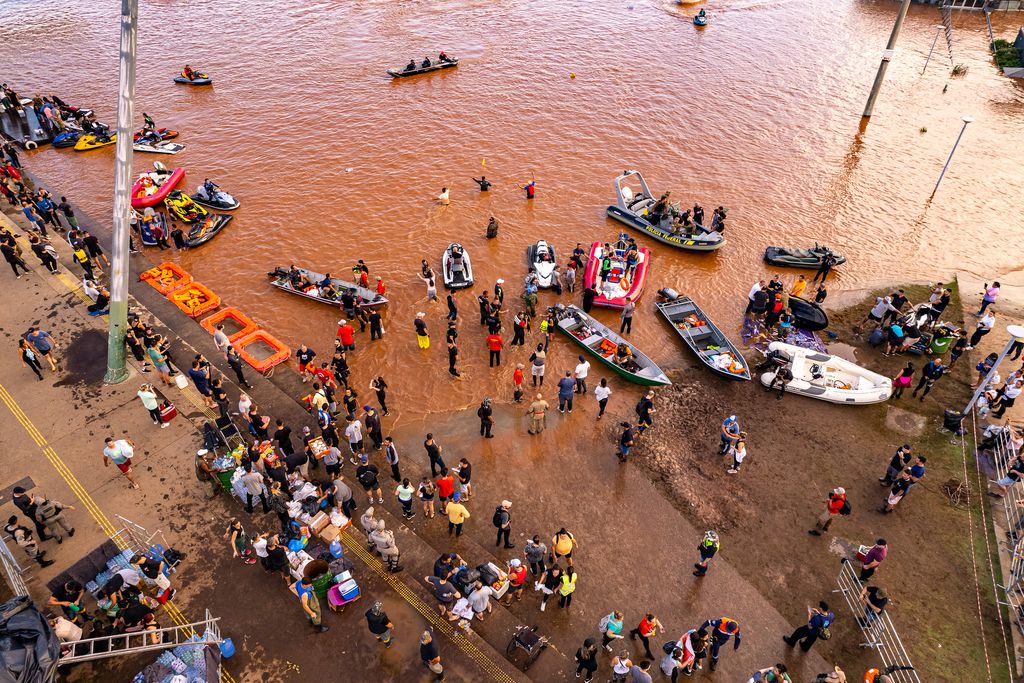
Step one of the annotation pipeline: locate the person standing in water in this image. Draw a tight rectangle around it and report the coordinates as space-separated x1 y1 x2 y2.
521 174 536 199
472 176 492 191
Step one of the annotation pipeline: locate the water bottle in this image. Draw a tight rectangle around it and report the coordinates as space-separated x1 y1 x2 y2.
329 539 343 558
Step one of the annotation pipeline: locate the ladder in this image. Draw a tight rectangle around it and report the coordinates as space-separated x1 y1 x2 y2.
59 608 221 665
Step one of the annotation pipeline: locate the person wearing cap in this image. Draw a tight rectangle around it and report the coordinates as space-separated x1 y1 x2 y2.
693 530 719 577
32 495 75 543
503 558 527 604
527 393 549 434
359 506 378 549
420 630 445 680
719 415 740 454
414 312 430 349
370 519 403 572
809 487 847 536
857 584 888 627
11 486 51 540
512 363 525 403
335 319 356 351
446 492 471 537
375 276 386 297
493 279 505 306
356 454 383 504
5 516 53 567
783 601 834 652
698 618 741 672
493 500 513 548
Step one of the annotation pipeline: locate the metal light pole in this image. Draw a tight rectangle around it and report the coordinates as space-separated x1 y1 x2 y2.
104 0 138 385
863 0 913 118
922 25 945 74
930 115 973 199
964 324 1024 414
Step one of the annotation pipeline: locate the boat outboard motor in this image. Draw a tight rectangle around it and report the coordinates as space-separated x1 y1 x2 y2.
657 287 679 301
809 363 824 380
755 348 789 373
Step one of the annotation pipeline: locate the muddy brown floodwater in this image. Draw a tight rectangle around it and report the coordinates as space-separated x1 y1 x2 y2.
3 0 1024 413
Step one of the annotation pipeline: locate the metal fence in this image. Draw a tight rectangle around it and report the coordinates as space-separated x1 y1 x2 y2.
833 559 921 683
0 537 29 597
981 424 1024 641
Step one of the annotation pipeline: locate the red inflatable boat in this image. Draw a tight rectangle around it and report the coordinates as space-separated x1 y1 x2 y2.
131 165 184 209
583 235 650 309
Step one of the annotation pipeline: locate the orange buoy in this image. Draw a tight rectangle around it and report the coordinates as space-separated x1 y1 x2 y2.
140 262 192 295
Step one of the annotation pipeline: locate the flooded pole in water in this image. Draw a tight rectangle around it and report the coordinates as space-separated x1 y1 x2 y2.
922 26 944 74
862 0 912 118
930 115 973 199
963 325 1024 414
104 0 138 385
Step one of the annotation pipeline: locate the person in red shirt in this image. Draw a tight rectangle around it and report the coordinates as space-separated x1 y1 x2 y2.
336 319 356 351
809 487 847 536
512 363 524 403
485 332 504 367
502 559 527 605
435 470 456 513
312 362 334 389
375 277 386 296
628 613 663 659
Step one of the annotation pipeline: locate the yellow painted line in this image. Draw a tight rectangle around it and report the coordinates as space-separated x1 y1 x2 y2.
0 381 237 683
341 530 518 683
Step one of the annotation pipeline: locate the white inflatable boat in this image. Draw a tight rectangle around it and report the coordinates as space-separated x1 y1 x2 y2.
759 341 892 404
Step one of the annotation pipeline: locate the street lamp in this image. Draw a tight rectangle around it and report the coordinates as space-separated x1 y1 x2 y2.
922 25 946 74
930 115 973 200
964 323 1024 414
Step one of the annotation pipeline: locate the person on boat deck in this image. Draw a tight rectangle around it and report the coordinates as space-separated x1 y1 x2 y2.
649 192 671 224
317 273 333 288
405 59 417 72
614 343 633 367
625 245 639 278
439 51 453 63
142 112 155 132
203 178 219 197
320 282 339 300
422 56 432 68
289 266 312 291
183 65 196 80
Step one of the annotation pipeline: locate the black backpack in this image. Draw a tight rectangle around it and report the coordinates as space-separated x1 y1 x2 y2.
839 499 852 516
358 468 376 487
492 507 505 528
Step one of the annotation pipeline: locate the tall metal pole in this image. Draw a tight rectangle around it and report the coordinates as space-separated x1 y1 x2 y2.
983 0 995 51
862 0 913 118
104 0 138 385
930 116 973 199
922 26 943 74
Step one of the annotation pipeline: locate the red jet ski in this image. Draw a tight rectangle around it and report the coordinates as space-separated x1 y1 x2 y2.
133 127 179 143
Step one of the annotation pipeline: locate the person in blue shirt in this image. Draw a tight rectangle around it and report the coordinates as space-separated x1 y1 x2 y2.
557 371 575 413
719 415 740 454
782 601 834 652
698 618 741 671
25 327 58 371
908 456 927 488
912 357 947 400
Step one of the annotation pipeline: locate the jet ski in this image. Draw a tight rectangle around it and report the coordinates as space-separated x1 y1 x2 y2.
133 140 185 155
133 127 178 143
184 214 233 248
192 182 239 210
174 71 212 85
52 131 81 148
527 240 558 288
693 9 708 25
164 190 209 223
74 133 117 151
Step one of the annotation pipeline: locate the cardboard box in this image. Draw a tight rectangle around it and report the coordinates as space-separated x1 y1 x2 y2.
308 436 328 459
310 511 330 534
319 524 341 543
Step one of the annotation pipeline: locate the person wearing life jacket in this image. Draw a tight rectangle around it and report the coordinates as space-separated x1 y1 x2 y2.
183 65 196 80
698 618 741 671
558 567 577 609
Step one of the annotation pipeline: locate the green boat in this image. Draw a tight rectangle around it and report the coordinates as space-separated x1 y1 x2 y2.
552 305 671 386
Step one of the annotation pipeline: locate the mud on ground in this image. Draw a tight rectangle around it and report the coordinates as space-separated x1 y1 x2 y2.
632 283 1010 681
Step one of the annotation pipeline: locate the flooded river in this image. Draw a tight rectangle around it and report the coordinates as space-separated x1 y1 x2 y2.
3 0 1023 412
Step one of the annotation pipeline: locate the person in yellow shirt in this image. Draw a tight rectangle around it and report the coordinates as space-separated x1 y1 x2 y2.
551 527 579 567
446 492 471 537
789 275 807 299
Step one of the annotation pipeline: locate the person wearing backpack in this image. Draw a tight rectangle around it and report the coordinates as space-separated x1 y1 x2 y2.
493 500 514 549
809 487 848 537
600 610 625 651
782 601 834 652
356 454 383 505
32 495 75 543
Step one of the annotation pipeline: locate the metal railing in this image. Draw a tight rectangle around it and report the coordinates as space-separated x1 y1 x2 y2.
981 423 1024 643
833 560 921 683
0 537 29 597
59 608 221 664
